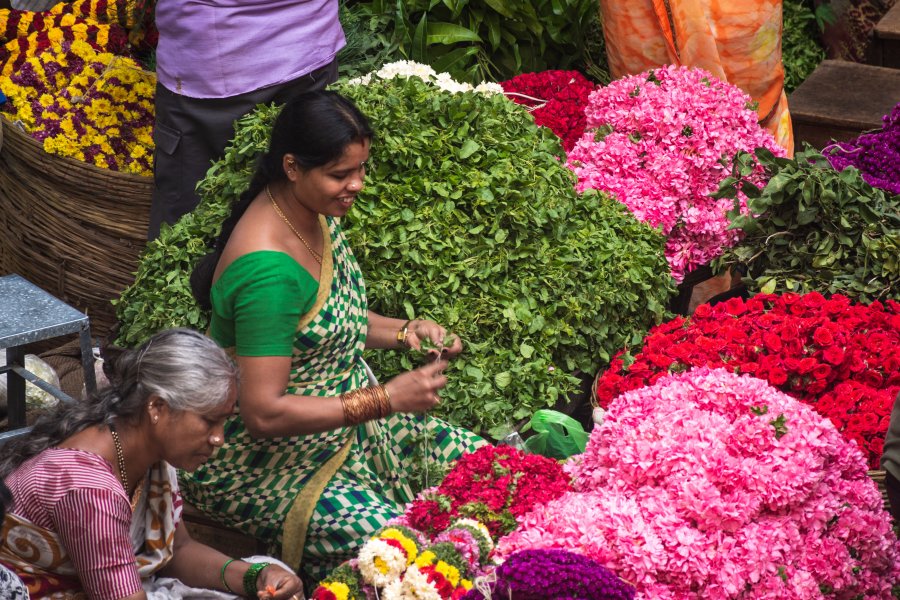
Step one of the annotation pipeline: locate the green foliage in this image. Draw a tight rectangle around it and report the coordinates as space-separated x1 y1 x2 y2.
352 0 599 84
782 0 826 93
337 0 399 80
115 76 673 438
712 145 900 301
113 104 285 346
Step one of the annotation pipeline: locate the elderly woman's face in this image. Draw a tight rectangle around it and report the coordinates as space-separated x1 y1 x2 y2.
154 384 237 471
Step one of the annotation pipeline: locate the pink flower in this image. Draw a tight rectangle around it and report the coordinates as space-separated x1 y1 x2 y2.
566 66 785 280
501 368 900 598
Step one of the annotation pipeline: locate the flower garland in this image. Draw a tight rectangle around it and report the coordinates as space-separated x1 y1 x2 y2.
0 38 155 175
500 70 596 152
461 549 635 600
347 60 504 96
594 292 900 468
0 11 128 77
566 65 785 281
404 445 573 539
497 368 900 599
825 101 900 196
312 521 491 600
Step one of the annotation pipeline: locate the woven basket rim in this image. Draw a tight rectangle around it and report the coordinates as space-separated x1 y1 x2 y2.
0 114 152 183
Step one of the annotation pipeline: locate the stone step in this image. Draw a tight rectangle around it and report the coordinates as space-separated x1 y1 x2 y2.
788 60 900 150
874 2 900 68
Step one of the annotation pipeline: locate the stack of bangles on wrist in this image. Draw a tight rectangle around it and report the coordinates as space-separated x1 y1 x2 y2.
340 385 392 425
397 319 415 347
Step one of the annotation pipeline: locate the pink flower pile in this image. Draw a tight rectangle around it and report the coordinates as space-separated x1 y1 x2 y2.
567 65 785 281
495 368 900 599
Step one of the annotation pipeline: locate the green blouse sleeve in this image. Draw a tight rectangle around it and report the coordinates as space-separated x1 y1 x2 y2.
209 251 318 356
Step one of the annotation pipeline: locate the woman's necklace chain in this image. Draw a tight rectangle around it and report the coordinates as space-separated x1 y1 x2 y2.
266 185 323 265
109 424 129 492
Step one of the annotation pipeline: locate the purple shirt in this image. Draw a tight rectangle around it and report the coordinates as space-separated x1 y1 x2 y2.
154 0 345 99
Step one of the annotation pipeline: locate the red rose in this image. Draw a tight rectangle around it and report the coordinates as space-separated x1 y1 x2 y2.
768 367 788 386
812 326 835 347
822 345 845 365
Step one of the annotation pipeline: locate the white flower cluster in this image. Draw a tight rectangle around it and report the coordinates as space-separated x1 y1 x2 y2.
357 538 408 587
347 60 504 96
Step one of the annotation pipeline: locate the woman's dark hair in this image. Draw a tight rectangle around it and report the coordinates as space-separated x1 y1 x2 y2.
0 480 12 520
191 90 374 309
0 328 238 479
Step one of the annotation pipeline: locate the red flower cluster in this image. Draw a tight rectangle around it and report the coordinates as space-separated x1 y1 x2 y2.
500 70 596 152
406 445 572 539
595 292 900 468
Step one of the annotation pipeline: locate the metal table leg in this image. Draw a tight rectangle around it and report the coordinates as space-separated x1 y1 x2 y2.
6 346 26 428
79 321 97 398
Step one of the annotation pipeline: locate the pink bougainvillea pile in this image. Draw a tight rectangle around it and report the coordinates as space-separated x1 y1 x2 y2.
567 65 785 281
496 368 900 599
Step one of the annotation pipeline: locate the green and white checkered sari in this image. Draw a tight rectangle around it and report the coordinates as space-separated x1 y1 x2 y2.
180 216 483 582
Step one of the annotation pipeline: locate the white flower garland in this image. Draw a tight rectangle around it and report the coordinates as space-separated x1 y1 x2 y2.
347 60 504 96
357 538 408 587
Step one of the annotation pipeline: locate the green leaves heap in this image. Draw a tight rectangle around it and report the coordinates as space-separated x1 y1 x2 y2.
115 76 673 438
712 146 900 301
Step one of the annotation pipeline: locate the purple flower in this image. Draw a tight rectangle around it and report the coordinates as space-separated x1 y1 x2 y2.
824 101 900 195
461 549 634 600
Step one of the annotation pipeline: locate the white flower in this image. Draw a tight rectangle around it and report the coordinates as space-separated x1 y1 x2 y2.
357 538 408 587
474 82 504 96
433 72 474 94
400 565 443 600
376 60 438 82
346 74 372 86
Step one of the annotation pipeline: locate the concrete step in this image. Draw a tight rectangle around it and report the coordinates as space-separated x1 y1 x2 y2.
788 60 900 149
874 2 900 68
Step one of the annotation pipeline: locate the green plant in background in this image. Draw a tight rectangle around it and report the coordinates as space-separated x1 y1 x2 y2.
782 0 828 93
116 74 673 438
712 145 900 301
337 0 399 80
348 0 600 84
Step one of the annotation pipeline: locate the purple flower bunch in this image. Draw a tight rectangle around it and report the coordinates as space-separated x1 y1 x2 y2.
461 549 634 600
825 102 900 195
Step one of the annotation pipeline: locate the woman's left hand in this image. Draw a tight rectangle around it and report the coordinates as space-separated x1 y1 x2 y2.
256 564 303 599
407 320 463 359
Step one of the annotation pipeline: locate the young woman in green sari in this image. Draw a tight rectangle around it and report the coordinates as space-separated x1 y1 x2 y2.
187 90 485 584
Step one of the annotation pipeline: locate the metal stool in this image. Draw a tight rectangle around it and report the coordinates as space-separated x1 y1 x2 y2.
0 274 96 445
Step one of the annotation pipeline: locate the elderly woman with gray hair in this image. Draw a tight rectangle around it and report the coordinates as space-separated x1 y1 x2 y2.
0 328 303 600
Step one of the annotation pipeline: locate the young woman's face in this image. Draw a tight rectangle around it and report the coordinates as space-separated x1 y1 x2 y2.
287 139 370 218
153 385 236 471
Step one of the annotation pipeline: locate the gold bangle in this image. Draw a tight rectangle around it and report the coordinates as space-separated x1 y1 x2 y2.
397 319 414 346
340 385 393 425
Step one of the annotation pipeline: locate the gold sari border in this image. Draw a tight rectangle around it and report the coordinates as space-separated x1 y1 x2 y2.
296 215 334 334
281 432 354 572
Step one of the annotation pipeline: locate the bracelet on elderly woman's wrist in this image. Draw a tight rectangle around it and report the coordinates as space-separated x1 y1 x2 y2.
243 561 271 598
220 558 237 593
397 319 415 347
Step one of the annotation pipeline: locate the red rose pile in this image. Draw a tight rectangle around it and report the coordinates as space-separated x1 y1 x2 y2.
594 292 900 468
405 445 572 539
500 70 596 152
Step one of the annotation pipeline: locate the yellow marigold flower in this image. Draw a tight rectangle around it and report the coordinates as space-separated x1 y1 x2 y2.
39 94 55 108
322 582 350 600
415 550 436 568
461 579 473 590
379 529 418 564
434 560 461 587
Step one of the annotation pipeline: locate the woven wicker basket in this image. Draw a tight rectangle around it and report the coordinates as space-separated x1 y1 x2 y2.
0 116 152 340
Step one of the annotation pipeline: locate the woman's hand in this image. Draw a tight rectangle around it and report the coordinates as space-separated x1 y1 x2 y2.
406 319 463 359
257 564 303 599
384 360 448 414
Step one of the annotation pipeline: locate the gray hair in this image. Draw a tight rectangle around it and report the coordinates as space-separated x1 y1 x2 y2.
0 328 238 479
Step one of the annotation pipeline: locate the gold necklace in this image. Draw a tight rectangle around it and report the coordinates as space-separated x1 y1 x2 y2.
266 185 323 265
109 424 129 492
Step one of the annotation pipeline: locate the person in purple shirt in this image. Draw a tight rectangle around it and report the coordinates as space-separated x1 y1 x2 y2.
148 0 346 240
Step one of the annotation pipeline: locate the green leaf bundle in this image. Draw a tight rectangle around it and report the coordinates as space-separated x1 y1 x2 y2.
713 146 900 301
115 75 673 438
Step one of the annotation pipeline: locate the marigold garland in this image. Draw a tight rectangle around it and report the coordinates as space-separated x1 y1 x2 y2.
1 38 154 175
